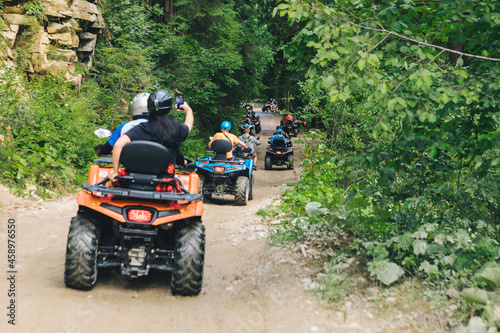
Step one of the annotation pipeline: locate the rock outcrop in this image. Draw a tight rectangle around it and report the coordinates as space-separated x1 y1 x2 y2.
0 0 104 85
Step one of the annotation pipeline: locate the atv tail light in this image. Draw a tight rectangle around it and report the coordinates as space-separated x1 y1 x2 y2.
127 209 153 223
277 151 282 155
214 166 225 173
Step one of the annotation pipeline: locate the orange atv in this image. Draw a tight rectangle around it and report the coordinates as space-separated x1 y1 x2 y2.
64 141 205 296
262 100 278 112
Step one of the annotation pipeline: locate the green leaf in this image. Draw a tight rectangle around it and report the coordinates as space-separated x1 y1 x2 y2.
379 82 390 95
371 260 405 286
368 53 379 66
305 202 329 217
422 69 433 86
325 75 334 86
419 260 438 273
307 66 317 78
357 59 366 71
460 288 488 305
428 147 437 158
455 69 468 78
418 111 428 122
439 93 450 104
413 240 428 255
479 267 500 287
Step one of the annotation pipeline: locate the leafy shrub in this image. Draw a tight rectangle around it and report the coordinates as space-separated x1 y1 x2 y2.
271 129 500 288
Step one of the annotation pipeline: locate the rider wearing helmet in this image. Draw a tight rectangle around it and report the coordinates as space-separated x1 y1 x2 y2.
209 121 247 159
273 127 290 139
96 93 150 155
271 128 291 147
109 90 194 182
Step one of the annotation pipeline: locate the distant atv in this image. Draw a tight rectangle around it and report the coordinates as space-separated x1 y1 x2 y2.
281 122 299 137
251 114 261 134
65 140 205 296
265 136 294 170
195 140 255 205
262 101 278 112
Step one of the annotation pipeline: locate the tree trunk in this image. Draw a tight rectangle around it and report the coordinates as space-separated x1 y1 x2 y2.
164 0 174 24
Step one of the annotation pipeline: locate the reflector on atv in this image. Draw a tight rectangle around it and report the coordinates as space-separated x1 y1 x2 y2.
127 209 153 223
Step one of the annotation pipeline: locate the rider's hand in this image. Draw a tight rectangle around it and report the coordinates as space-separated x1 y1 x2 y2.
109 171 119 182
177 101 191 113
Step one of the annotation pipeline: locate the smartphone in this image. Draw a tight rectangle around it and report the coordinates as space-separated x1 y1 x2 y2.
175 93 184 109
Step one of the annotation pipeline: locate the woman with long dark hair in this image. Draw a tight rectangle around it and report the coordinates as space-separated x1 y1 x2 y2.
109 90 194 181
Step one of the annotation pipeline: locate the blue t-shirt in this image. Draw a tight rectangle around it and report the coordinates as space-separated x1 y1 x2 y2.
107 118 148 146
270 134 287 147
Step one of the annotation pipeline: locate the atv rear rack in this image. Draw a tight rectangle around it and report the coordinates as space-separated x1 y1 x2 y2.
82 176 202 201
197 157 246 165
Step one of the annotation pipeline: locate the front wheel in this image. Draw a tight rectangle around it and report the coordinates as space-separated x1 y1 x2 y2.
265 155 272 170
64 214 100 290
171 222 205 296
234 176 249 206
198 176 212 201
293 128 298 137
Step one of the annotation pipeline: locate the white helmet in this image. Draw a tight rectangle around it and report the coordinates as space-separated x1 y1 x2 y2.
129 92 150 118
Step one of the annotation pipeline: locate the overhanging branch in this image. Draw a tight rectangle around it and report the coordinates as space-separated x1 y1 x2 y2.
301 1 500 62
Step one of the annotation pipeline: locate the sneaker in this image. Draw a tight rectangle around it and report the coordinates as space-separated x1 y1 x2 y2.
253 165 257 170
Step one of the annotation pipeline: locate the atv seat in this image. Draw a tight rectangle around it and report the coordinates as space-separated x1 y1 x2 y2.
117 141 179 190
211 139 232 160
271 138 287 148
120 141 173 175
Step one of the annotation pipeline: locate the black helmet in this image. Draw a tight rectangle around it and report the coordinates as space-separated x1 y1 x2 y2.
147 90 172 114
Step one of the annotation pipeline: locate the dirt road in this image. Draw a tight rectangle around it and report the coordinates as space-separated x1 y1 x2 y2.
0 110 344 333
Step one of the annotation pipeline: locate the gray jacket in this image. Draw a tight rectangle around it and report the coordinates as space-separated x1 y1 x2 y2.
239 133 260 153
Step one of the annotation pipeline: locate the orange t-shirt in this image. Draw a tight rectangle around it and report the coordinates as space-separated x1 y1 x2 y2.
209 131 240 159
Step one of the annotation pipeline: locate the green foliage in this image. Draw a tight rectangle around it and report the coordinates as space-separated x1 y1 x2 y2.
1 0 278 194
267 0 500 290
0 70 115 196
100 0 274 134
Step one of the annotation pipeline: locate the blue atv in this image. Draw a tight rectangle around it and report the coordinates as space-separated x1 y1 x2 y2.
195 140 255 206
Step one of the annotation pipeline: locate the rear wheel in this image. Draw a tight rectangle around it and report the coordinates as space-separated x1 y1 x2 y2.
287 154 294 170
249 175 255 200
265 155 272 170
234 176 249 206
64 214 100 290
170 222 205 296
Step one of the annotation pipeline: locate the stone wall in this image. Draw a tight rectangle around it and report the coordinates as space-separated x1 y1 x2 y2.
0 0 104 85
